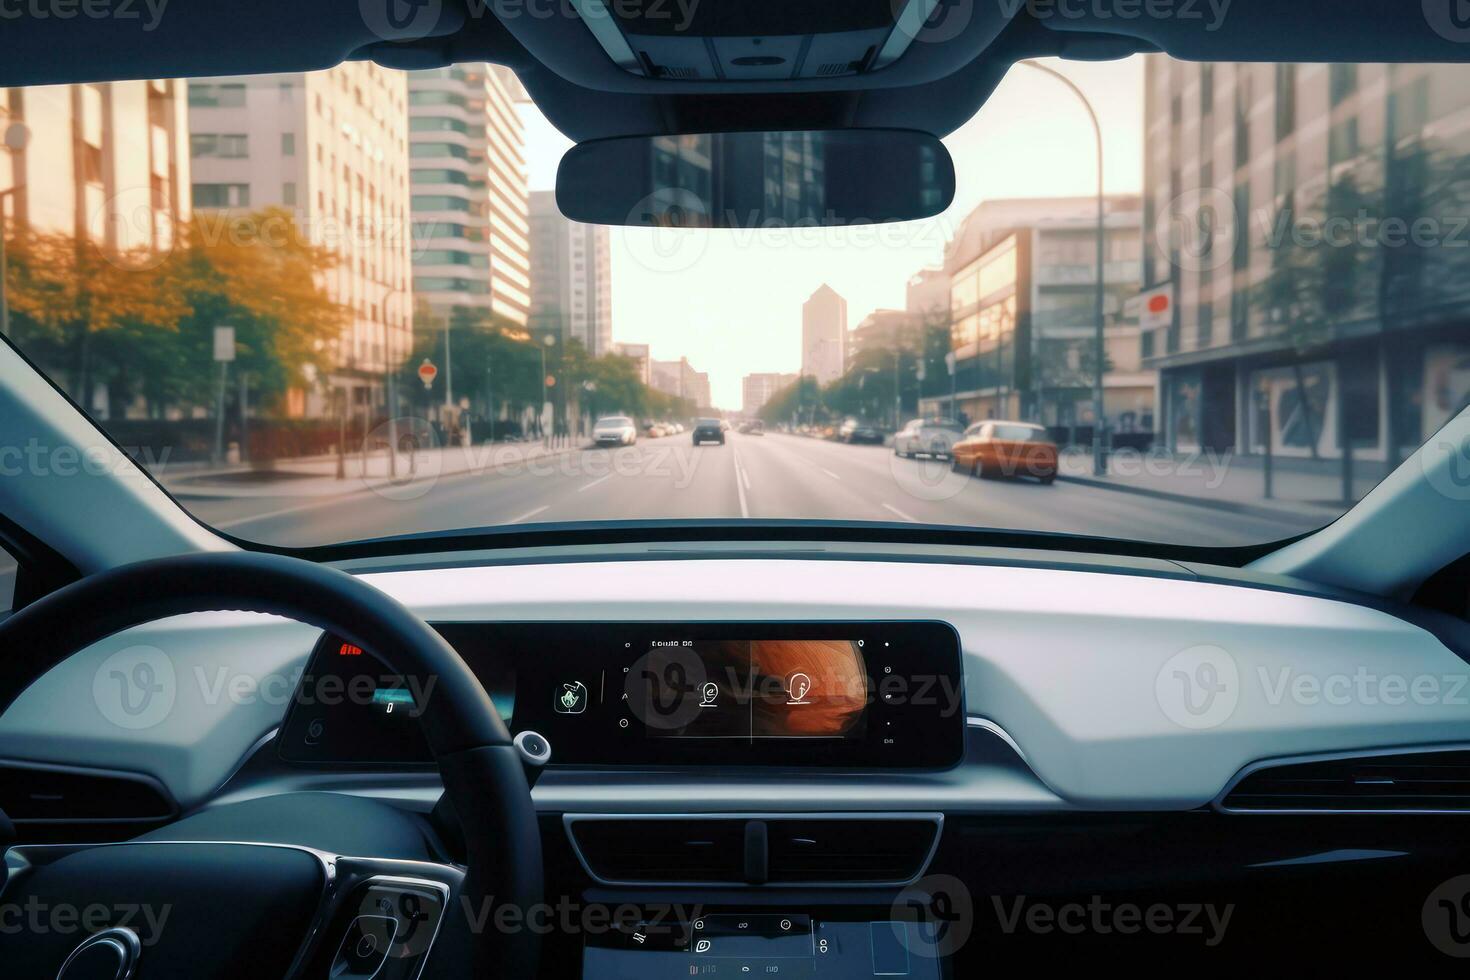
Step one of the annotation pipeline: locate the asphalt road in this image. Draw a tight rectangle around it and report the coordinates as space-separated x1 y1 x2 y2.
183 432 1315 548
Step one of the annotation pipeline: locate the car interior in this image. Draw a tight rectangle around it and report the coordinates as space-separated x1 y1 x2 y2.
2 1 1470 977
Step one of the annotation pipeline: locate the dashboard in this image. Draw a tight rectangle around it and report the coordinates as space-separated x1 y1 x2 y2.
3 551 1470 971
279 621 965 770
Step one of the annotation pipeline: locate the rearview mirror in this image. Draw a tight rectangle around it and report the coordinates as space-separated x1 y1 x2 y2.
555 129 955 229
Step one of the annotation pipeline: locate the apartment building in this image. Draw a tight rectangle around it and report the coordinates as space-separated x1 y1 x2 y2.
529 190 611 356
188 65 413 417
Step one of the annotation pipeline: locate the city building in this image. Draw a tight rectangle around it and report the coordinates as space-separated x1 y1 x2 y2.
188 66 413 417
742 372 798 416
614 342 652 385
802 283 847 384
1 80 191 416
529 189 611 355
407 65 530 327
849 309 911 359
906 266 951 320
652 356 712 410
919 196 1152 433
1141 59 1470 461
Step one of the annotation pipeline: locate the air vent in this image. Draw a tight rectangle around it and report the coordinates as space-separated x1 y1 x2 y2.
567 818 747 883
654 65 701 79
816 62 854 76
766 818 939 883
1223 750 1470 812
0 761 177 825
565 814 940 886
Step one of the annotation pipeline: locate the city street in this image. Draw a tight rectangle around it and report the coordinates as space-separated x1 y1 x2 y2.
178 432 1319 547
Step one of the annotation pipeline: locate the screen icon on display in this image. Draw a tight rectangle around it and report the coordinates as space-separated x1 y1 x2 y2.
555 681 588 714
785 672 813 705
699 682 720 707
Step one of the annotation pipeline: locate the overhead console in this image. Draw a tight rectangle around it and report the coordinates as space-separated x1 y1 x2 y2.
279 621 965 771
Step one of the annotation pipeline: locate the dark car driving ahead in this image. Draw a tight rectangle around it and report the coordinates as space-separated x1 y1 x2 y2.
692 418 725 446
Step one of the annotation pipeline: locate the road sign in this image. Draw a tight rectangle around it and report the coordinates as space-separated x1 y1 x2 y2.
213 325 235 362
1128 284 1173 332
418 358 437 390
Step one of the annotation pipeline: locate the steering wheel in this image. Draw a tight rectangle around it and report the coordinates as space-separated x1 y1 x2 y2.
0 551 542 978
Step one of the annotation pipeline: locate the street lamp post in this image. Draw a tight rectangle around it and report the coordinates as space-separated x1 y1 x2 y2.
540 333 556 446
1 118 33 340
1020 61 1107 476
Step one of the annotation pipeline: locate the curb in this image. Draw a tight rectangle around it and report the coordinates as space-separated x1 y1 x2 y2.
1056 472 1341 523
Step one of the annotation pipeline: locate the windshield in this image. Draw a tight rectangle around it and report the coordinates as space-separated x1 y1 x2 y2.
2 58 1467 549
991 425 1048 442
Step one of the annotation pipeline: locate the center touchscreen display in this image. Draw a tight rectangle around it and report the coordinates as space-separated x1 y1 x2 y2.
505 621 965 769
634 639 869 741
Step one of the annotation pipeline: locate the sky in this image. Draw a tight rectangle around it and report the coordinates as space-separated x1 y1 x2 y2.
519 56 1146 409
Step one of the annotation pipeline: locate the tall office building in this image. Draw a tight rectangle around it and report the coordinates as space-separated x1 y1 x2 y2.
529 190 611 355
741 372 797 416
408 65 530 326
1141 59 1470 460
188 66 413 416
1 79 191 417
801 283 847 384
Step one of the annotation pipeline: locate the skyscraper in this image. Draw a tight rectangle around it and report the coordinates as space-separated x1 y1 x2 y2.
801 283 847 384
742 372 797 416
407 65 530 326
529 190 612 355
188 66 413 417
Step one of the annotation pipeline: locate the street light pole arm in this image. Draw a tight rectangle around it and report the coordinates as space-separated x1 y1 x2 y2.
1019 60 1108 475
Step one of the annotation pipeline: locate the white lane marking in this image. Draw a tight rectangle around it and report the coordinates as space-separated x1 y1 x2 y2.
741 465 752 491
578 474 612 492
732 449 751 518
881 502 918 523
819 467 841 481
214 495 360 529
508 505 550 524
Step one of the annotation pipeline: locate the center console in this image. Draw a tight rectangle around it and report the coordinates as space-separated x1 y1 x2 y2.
583 911 945 979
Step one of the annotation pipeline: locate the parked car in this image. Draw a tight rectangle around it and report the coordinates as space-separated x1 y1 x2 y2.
593 415 638 446
692 418 725 446
838 418 884 444
643 421 668 438
893 418 964 459
952 420 1058 483
745 420 765 436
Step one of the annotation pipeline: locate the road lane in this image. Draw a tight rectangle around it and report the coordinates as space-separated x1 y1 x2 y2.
178 431 1312 548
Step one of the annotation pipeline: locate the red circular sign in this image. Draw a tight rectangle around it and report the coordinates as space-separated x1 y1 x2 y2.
1147 294 1170 314
417 360 438 383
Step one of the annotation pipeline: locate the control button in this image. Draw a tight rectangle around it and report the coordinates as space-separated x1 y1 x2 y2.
618 717 630 729
784 672 812 705
699 682 719 707
331 915 397 980
514 729 552 766
555 681 588 714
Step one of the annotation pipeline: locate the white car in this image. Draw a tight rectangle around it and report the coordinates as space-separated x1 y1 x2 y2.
593 415 637 446
893 418 965 459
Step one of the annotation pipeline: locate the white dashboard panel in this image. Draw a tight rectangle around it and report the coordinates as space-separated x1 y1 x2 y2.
2 557 1466 812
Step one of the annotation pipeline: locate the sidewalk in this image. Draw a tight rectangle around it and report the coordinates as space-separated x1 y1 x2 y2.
160 439 584 500
1055 447 1389 522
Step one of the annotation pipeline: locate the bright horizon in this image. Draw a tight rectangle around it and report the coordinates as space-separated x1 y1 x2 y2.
520 56 1145 410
